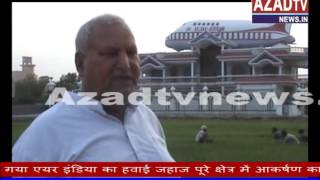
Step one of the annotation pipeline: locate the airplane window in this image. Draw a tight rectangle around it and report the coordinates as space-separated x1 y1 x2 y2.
202 22 205 26
228 33 232 39
198 23 201 25
189 33 193 39
185 33 188 39
234 32 238 39
176 33 179 40
211 23 215 26
265 33 270 39
180 33 184 39
193 23 196 26
244 32 248 39
239 32 243 39
207 23 210 26
250 32 254 39
223 32 227 39
255 32 259 39
260 32 264 39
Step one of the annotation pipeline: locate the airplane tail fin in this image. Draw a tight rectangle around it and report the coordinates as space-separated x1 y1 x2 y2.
271 23 292 34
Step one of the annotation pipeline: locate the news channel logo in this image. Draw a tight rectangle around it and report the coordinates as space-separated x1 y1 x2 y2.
252 0 308 23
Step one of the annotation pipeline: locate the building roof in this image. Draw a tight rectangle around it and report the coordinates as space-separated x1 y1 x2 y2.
139 52 198 63
248 50 283 66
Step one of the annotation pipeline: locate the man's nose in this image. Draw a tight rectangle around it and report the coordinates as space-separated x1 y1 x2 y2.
116 52 131 70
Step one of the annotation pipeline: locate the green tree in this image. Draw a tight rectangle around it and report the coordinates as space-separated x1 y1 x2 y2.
56 72 79 91
14 74 47 104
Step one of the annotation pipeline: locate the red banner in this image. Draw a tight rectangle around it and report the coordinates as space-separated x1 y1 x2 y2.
1 162 320 177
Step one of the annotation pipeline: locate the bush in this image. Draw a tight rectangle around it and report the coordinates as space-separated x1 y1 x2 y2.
14 74 47 104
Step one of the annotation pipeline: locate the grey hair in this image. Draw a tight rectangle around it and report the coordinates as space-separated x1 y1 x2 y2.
75 14 127 54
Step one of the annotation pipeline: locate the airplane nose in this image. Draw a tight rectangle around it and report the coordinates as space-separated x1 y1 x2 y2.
165 35 173 48
165 40 174 50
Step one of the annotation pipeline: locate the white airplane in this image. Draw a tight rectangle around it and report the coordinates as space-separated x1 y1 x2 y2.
165 20 295 51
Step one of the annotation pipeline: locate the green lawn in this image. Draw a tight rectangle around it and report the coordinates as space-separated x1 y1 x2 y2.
12 119 33 145
12 118 308 161
162 118 308 161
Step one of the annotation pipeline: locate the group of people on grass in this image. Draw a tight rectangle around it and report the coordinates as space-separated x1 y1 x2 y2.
194 125 308 145
272 127 308 144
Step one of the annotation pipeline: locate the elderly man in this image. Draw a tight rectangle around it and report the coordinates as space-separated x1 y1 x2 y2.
13 14 175 162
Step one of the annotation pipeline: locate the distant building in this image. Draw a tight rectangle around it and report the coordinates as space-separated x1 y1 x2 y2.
12 56 36 98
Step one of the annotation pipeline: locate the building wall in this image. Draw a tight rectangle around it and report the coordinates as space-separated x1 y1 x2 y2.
12 57 36 98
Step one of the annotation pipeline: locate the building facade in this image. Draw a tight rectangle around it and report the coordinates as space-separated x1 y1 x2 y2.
12 56 36 98
138 32 308 118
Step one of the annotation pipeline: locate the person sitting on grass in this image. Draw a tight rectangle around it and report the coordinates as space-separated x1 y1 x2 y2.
195 125 213 143
298 128 308 143
272 127 282 140
281 130 300 144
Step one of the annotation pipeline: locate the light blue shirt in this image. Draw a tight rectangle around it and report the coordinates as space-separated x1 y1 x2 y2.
13 92 175 162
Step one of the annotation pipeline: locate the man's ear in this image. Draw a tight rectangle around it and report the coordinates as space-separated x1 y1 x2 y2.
75 52 85 78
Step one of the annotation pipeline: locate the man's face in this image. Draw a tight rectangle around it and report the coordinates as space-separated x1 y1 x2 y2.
77 22 140 100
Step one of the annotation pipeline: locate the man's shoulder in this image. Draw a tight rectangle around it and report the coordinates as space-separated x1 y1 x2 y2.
133 103 164 132
32 100 87 128
136 103 153 111
136 104 161 122
36 102 71 120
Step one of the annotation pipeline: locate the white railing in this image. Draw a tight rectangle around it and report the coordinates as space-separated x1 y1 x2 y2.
138 74 308 85
290 47 308 53
221 47 308 54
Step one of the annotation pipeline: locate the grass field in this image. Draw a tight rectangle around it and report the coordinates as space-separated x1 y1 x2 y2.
12 118 308 161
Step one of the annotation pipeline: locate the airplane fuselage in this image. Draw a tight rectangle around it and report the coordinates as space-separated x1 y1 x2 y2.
165 20 295 51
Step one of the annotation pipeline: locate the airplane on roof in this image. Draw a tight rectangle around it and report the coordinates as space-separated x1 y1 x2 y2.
165 20 295 51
